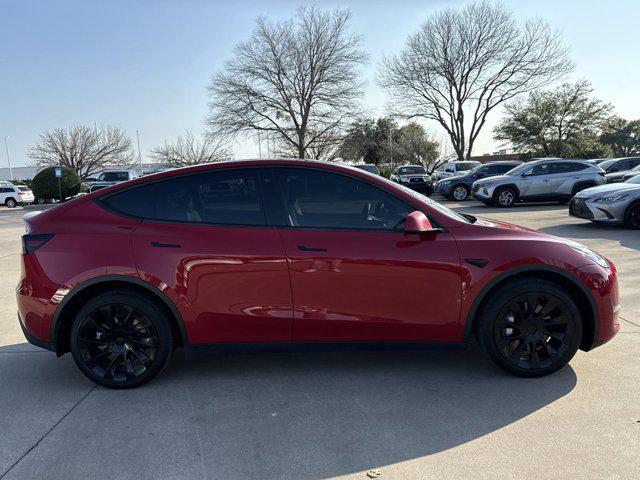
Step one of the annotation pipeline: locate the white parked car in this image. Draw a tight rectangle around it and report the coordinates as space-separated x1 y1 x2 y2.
0 182 34 208
432 160 481 181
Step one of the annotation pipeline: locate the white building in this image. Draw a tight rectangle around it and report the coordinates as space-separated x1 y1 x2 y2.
0 166 40 181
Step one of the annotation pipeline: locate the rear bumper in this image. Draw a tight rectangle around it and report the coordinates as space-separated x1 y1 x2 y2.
18 311 54 352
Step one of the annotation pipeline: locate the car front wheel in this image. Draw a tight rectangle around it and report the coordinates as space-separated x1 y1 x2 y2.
477 279 582 377
494 187 517 207
452 184 470 201
624 201 640 229
70 290 174 388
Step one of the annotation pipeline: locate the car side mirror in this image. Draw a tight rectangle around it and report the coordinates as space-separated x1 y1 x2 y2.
405 211 439 233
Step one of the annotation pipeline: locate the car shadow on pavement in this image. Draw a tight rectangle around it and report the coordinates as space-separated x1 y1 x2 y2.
538 223 640 250
0 340 577 479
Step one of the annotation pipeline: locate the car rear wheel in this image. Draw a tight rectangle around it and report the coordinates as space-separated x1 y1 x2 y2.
477 279 582 377
624 201 640 230
70 290 173 388
5 198 17 208
494 187 517 207
452 185 470 201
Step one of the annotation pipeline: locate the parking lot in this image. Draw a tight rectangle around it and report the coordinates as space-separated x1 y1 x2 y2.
0 200 638 480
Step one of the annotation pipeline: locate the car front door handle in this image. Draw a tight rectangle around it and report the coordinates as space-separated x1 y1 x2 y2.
297 245 327 252
151 241 182 248
542 179 551 182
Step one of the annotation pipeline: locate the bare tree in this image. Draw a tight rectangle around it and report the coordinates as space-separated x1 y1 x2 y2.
150 131 231 167
207 5 367 159
379 1 573 161
28 125 134 179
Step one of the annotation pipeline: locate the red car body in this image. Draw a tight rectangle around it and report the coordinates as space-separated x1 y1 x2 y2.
16 160 619 382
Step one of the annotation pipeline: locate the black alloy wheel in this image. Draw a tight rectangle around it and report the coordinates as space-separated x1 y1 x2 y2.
71 290 173 388
478 279 582 377
624 202 640 230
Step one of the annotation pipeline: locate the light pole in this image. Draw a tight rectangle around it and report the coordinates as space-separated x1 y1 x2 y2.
136 130 142 172
4 136 13 180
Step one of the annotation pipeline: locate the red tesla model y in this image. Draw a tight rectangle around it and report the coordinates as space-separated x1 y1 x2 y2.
17 160 620 388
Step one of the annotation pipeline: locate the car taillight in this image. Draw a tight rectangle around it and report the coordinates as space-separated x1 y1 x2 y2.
18 192 24 195
22 234 54 254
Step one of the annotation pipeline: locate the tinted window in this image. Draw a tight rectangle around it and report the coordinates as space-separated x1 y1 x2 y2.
156 170 264 225
102 184 156 219
456 162 478 171
488 164 514 175
629 158 640 168
103 169 265 225
554 162 588 173
530 163 551 176
100 172 130 182
0 187 13 193
18 187 31 192
273 169 410 230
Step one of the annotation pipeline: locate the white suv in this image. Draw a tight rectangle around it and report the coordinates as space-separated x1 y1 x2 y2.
0 183 34 208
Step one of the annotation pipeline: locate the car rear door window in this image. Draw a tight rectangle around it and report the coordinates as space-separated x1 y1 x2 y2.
155 170 265 225
102 169 266 226
272 168 410 230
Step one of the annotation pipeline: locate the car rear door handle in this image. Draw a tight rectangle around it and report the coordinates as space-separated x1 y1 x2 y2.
297 245 327 252
151 241 181 248
542 179 551 182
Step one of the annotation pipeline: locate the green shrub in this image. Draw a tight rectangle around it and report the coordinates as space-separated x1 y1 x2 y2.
32 166 81 201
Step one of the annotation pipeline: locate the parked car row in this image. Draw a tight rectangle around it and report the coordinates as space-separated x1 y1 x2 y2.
426 157 640 230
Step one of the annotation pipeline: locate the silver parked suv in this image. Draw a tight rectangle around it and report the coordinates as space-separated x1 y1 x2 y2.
472 159 606 207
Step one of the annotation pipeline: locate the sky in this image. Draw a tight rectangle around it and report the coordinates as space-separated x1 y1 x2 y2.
1 0 639 167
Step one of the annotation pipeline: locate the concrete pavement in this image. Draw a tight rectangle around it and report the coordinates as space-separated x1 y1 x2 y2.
0 203 638 480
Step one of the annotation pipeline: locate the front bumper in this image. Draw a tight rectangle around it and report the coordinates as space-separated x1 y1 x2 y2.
569 197 626 223
400 181 433 195
472 184 495 200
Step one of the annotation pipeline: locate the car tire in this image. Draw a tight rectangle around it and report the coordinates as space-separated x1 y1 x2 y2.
452 184 470 201
494 187 517 207
70 289 174 389
5 198 17 208
572 182 595 196
477 279 582 377
623 201 640 230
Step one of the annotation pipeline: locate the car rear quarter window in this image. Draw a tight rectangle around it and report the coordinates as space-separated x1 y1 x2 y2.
272 168 410 230
101 184 157 219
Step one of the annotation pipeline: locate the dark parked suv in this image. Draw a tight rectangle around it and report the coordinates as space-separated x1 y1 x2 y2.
435 161 522 201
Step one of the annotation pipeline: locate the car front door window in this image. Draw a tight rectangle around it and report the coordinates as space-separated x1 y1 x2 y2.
272 169 411 230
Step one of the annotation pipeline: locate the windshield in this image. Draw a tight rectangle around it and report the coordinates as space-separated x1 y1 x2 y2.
356 164 379 174
626 174 640 184
466 164 485 176
456 162 479 171
505 163 532 176
398 166 426 175
598 159 620 171
99 172 129 182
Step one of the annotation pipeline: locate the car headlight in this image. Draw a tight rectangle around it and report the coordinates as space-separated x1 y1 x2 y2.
594 194 628 203
567 241 609 268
